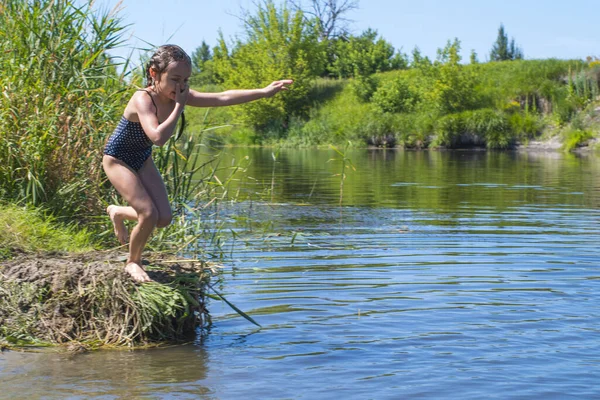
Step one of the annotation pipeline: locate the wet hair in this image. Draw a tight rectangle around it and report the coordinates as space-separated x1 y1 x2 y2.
145 44 192 140
145 44 192 87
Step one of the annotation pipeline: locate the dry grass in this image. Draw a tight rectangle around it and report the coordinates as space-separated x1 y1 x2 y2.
0 251 219 349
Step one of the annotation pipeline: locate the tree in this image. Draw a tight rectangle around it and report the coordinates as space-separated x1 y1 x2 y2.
329 29 407 78
410 47 432 69
470 49 479 64
191 40 211 74
490 24 524 61
429 39 477 113
212 1 326 129
288 0 359 41
190 40 216 86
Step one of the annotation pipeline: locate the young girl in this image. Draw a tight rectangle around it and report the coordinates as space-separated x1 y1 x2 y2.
103 44 292 282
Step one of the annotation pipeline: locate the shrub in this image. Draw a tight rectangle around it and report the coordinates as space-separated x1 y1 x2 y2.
372 77 418 113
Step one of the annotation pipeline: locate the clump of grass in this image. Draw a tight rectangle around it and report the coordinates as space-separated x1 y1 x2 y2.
432 109 513 149
0 252 215 348
148 108 249 259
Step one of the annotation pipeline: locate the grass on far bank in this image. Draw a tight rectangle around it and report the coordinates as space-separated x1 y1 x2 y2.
187 59 600 150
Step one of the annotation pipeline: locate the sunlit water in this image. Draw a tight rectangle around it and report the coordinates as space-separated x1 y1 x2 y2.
2 149 600 399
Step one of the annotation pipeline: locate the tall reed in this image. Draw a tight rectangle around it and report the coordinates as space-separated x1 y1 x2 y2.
150 109 248 259
0 0 130 218
328 141 356 206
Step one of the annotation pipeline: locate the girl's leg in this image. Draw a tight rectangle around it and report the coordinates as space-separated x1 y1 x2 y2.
106 158 172 244
103 155 158 282
106 205 137 245
137 158 172 229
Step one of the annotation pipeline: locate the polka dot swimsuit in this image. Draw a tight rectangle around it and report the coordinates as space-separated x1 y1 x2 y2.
104 91 156 171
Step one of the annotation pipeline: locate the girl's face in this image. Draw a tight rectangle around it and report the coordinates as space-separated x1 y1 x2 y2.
153 61 191 100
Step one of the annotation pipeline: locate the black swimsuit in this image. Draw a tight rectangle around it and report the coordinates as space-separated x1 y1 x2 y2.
103 91 157 171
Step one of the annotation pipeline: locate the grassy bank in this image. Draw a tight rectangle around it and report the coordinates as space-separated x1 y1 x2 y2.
187 58 600 150
0 204 97 260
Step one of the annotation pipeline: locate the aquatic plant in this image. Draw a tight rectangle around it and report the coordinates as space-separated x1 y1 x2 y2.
328 141 356 206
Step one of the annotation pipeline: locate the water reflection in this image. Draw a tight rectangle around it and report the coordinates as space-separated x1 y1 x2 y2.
2 345 214 398
199 148 600 213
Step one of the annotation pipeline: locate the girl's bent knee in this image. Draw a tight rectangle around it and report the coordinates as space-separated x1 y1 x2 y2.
139 207 159 226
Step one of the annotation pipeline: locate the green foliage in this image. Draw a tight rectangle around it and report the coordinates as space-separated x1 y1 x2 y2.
293 83 380 144
372 76 419 113
192 40 212 72
212 1 326 130
490 24 524 61
190 40 216 86
410 47 433 69
349 75 378 102
427 39 478 114
563 129 594 151
470 49 479 64
329 29 407 78
206 57 596 147
433 109 513 149
508 111 544 138
0 204 96 258
0 0 130 216
567 65 600 110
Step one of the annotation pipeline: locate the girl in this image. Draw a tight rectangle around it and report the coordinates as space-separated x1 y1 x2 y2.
103 44 292 282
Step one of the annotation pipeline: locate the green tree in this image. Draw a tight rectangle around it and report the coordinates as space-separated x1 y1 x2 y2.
212 1 326 129
330 29 407 78
410 46 432 69
429 39 477 113
191 40 211 73
490 24 524 61
372 76 419 113
190 40 216 86
470 49 479 64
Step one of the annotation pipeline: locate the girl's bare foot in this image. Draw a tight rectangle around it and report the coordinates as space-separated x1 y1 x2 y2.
107 205 129 245
125 262 152 283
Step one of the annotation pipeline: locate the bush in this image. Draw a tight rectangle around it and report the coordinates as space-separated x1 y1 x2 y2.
563 129 594 151
349 75 378 103
508 112 544 138
372 77 418 113
433 109 512 148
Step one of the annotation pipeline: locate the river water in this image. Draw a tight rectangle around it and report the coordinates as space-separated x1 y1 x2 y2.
2 149 600 399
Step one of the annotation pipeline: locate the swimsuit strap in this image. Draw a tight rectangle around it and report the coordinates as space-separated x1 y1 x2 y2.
140 89 159 118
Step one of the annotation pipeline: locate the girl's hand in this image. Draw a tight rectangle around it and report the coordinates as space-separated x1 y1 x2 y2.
175 82 189 105
263 80 293 98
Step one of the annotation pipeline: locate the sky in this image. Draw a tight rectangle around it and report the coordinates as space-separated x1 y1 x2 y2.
92 0 599 65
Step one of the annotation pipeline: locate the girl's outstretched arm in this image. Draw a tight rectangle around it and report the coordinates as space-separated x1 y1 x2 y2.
187 80 293 108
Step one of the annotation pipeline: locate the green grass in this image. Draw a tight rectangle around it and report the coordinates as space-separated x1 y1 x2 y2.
0 204 97 258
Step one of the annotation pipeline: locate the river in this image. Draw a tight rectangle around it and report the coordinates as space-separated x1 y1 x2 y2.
2 148 600 399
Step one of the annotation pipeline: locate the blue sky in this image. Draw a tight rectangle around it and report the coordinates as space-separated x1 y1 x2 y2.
94 0 599 64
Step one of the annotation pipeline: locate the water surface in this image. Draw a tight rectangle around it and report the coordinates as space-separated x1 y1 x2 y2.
2 149 600 399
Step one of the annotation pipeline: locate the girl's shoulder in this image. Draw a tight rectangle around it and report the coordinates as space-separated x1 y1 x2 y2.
124 90 158 121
